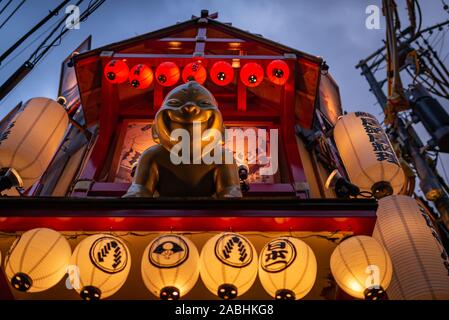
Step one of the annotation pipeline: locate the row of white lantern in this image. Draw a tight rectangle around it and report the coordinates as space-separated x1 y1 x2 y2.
2 194 448 300
0 230 318 300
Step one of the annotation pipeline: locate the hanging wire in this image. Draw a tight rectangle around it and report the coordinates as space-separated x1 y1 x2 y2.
0 0 25 30
0 0 106 101
414 0 422 35
441 156 449 186
29 0 106 66
442 0 449 14
28 0 86 64
0 0 12 17
0 17 62 71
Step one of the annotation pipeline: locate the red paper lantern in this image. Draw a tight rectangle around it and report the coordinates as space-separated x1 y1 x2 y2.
104 60 129 84
129 64 154 89
210 61 234 86
155 62 180 86
182 62 207 84
267 60 290 85
240 62 264 87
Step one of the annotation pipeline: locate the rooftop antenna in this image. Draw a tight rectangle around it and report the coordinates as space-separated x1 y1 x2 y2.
191 9 218 20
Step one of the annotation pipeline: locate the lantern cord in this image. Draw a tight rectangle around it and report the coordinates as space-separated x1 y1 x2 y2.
0 230 348 244
356 191 374 199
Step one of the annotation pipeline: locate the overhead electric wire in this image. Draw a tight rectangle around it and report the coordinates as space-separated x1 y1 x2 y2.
0 17 62 71
414 0 422 35
0 0 70 65
28 0 85 64
0 0 12 17
30 0 105 65
0 0 106 101
0 0 26 30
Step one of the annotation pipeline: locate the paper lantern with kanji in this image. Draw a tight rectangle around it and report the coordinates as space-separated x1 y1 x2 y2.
141 234 199 300
267 60 290 85
330 235 393 300
240 62 264 87
155 62 180 86
71 234 131 300
104 59 129 84
182 62 207 84
210 61 234 86
5 228 71 293
333 112 405 198
373 195 449 300
258 237 317 300
0 97 68 190
129 64 154 89
199 232 258 299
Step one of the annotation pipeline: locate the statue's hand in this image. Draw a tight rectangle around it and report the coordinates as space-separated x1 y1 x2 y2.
122 183 154 198
217 186 243 198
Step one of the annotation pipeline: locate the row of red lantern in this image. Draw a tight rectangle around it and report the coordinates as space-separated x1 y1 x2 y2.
104 59 290 89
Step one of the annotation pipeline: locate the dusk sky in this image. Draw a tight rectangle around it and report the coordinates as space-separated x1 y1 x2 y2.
0 0 448 180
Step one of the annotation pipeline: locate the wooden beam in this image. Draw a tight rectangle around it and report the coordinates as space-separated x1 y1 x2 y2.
282 59 309 198
153 81 164 112
0 197 377 235
194 27 207 56
237 77 247 112
112 53 286 60
71 58 120 196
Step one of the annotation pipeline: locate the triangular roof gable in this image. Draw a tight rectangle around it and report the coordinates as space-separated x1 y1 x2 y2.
75 16 321 63
73 16 322 127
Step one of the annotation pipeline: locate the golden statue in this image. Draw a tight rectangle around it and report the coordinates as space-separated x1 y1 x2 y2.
123 81 242 198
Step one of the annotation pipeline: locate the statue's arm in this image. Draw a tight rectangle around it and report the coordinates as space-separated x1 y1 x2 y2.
214 162 242 198
122 148 159 198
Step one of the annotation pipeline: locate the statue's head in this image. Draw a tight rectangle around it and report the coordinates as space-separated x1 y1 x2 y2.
152 81 224 152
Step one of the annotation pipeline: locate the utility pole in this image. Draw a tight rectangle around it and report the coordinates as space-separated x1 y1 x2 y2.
357 1 449 233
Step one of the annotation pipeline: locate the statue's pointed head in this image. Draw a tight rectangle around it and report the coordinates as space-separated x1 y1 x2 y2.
152 81 224 151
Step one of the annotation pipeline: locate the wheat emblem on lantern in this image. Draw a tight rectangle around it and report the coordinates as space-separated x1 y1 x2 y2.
200 232 258 300
215 234 253 268
89 236 128 274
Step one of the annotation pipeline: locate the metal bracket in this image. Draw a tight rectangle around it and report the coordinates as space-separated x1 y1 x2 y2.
100 51 114 58
72 180 94 192
294 182 310 192
284 53 297 60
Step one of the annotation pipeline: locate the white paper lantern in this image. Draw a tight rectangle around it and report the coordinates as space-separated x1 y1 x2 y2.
5 228 71 293
71 234 131 300
373 195 449 300
333 112 405 198
330 235 393 300
199 232 258 299
0 97 68 190
141 234 199 300
258 237 317 300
